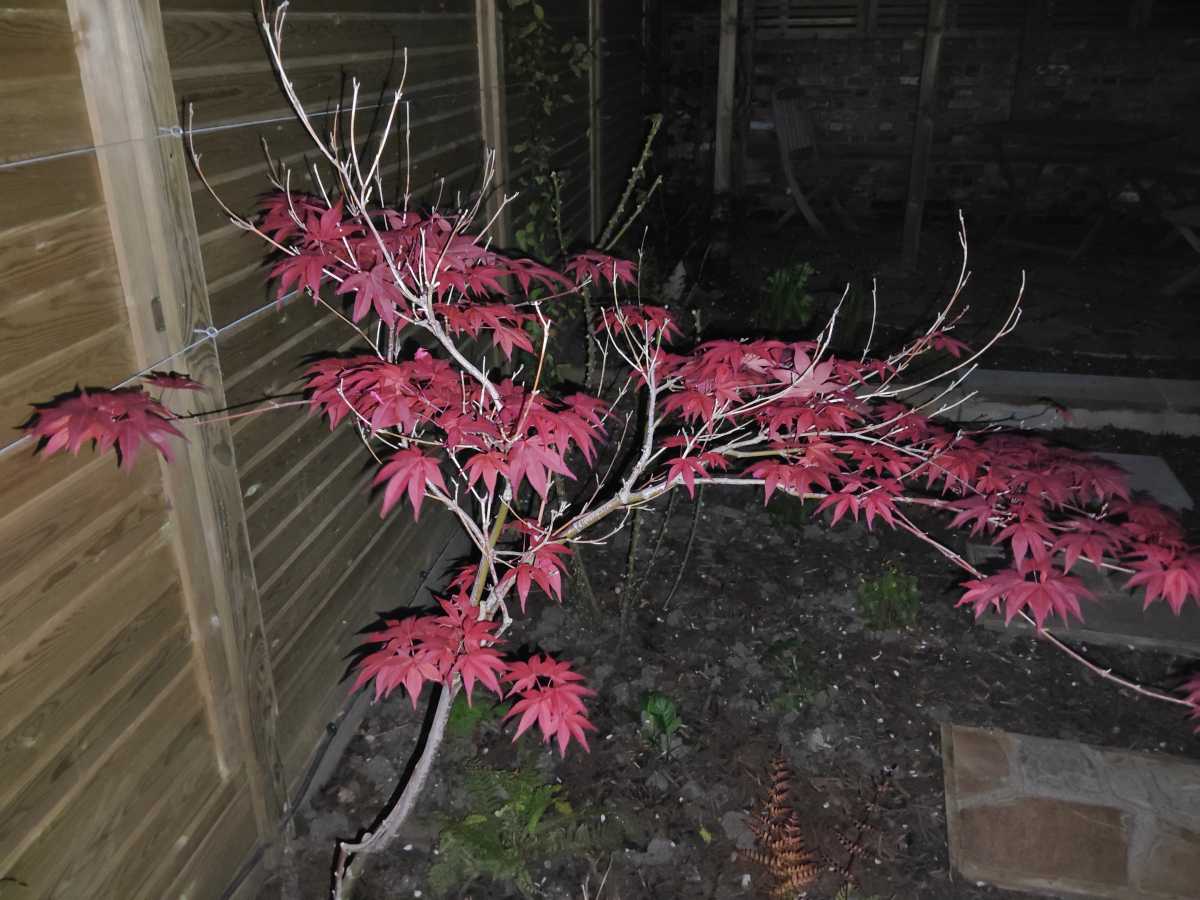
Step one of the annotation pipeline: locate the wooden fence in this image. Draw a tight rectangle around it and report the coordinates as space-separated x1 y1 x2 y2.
0 1 648 897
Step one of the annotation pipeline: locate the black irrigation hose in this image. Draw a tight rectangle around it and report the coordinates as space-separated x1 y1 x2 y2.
219 685 362 900
219 539 458 900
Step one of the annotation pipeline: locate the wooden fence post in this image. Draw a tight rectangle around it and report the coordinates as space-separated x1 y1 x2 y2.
901 0 946 270
1011 0 1046 119
713 0 739 198
65 0 284 843
477 0 511 245
588 0 604 240
734 0 756 193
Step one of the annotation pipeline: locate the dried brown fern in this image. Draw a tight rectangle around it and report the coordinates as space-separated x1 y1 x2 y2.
740 753 822 898
828 770 891 888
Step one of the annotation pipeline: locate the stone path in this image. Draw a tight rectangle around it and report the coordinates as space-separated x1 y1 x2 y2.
942 724 1200 899
912 369 1200 436
970 451 1199 656
1094 452 1193 511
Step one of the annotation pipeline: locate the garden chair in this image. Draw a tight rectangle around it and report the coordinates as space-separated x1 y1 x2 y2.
770 90 859 237
1162 205 1200 296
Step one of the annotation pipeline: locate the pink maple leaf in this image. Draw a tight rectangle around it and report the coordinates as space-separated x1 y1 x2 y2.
373 448 447 519
503 654 596 756
143 371 205 391
25 387 184 470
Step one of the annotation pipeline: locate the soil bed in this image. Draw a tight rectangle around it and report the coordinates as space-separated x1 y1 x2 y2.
266 219 1199 899
272 475 1199 899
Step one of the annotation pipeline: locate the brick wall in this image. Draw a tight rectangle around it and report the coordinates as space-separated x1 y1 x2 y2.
661 0 1200 219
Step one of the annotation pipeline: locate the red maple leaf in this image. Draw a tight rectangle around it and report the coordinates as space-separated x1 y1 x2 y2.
270 251 334 300
434 593 508 704
1125 552 1200 614
995 516 1055 564
947 495 999 536
373 448 447 519
665 455 707 498
500 542 571 610
24 387 184 470
464 450 507 495
352 616 448 707
301 197 361 248
503 654 596 755
959 567 1092 628
505 437 573 498
1052 521 1122 573
1181 674 1200 731
563 250 637 287
336 262 406 326
143 371 205 391
928 330 970 358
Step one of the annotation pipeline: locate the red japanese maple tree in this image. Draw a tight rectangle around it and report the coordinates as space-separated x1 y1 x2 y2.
19 6 1200 897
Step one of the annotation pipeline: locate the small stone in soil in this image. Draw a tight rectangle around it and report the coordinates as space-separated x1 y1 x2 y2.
720 810 756 850
627 836 678 867
363 755 397 788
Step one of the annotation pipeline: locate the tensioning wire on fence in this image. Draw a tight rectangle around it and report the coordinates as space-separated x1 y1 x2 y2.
0 286 304 460
0 79 557 173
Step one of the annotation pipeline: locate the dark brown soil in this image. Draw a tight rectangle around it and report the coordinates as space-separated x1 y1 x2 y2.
261 218 1200 900
271 473 1198 900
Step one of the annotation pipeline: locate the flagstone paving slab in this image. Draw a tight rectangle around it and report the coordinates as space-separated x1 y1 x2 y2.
1093 452 1193 511
968 541 1200 657
943 724 1200 899
969 451 1198 654
914 369 1200 435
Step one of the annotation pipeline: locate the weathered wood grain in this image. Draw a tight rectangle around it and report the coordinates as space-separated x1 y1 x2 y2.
0 542 178 743
476 0 510 243
162 0 473 13
5 675 217 898
0 154 103 233
0 324 134 443
0 8 77 80
0 269 126 375
0 205 115 301
178 50 477 132
67 0 283 835
138 779 259 900
0 475 165 660
165 9 473 76
244 424 369 538
252 455 376 590
191 122 481 238
275 510 457 784
0 74 91 165
257 470 382 629
0 608 190 865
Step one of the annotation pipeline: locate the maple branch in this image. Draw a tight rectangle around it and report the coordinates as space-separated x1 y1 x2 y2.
889 510 1191 709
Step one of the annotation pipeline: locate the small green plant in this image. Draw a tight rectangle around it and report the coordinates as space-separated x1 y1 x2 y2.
446 693 510 740
428 764 592 897
505 0 591 258
833 887 883 900
759 261 816 333
766 492 811 531
764 637 822 711
857 563 921 630
641 692 684 757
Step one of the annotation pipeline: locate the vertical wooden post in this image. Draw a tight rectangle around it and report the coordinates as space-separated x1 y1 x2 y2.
901 0 946 270
734 0 756 193
861 0 879 34
588 0 604 240
713 0 739 197
66 0 283 843
1010 0 1046 120
476 0 511 244
1129 0 1155 30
